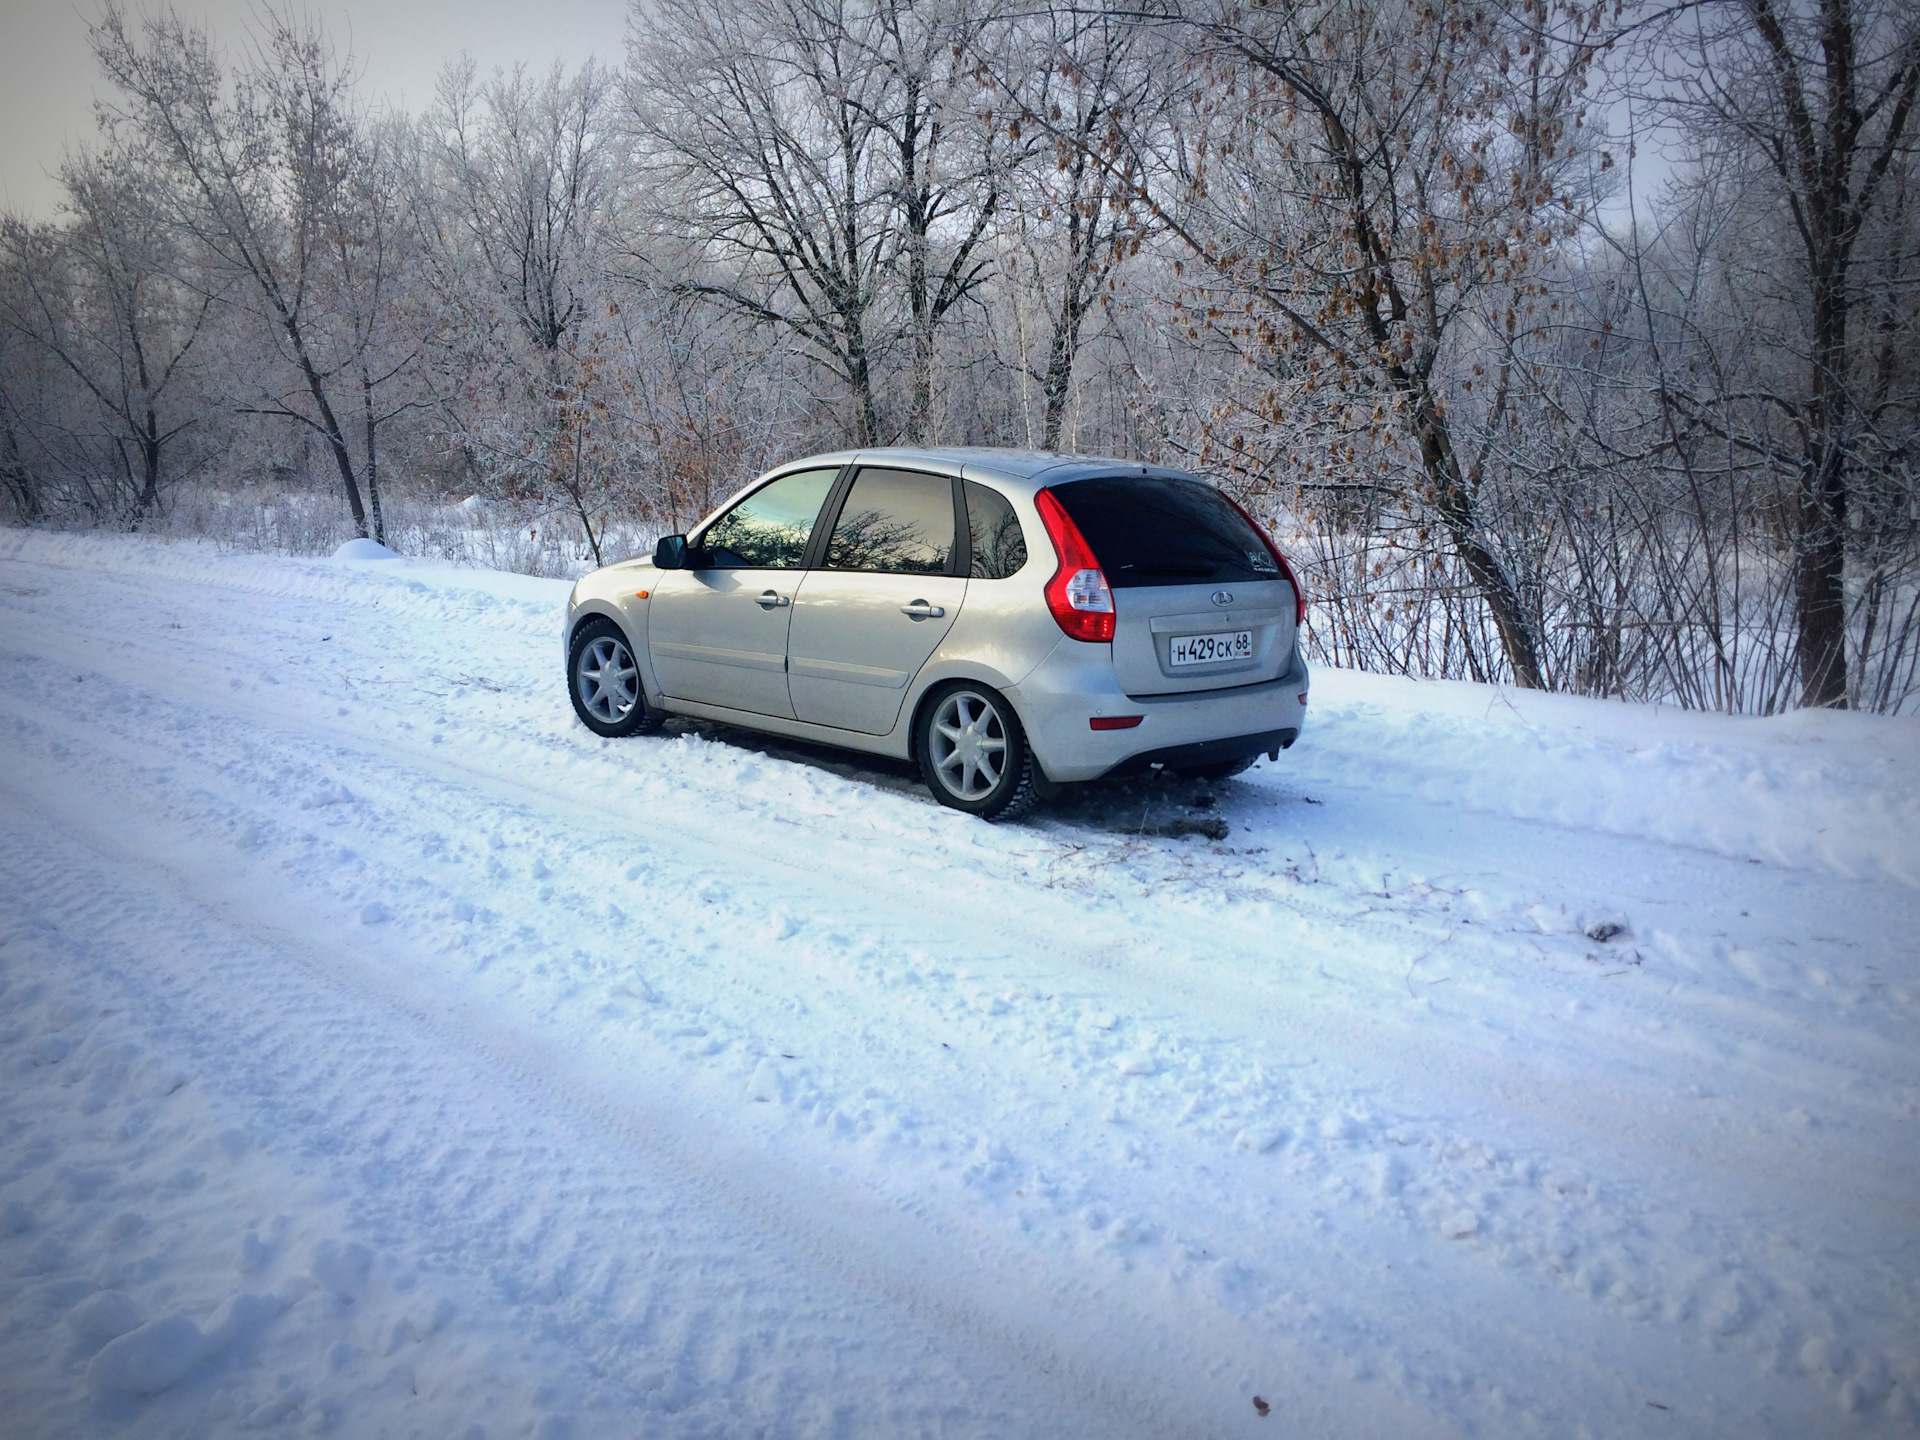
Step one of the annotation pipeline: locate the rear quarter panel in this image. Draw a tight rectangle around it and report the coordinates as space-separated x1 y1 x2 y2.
886 496 1061 751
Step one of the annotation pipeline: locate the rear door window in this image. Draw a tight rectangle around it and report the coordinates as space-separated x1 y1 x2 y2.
700 467 839 568
824 468 956 575
1048 475 1278 588
963 480 1028 579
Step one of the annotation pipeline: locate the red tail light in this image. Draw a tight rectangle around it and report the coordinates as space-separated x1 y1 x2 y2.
1034 488 1115 643
1219 491 1305 627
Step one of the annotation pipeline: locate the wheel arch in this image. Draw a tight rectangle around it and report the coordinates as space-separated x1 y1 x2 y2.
568 599 630 647
568 600 662 706
900 664 1025 769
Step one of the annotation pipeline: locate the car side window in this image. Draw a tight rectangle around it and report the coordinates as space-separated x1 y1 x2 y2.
700 468 839 569
964 480 1028 579
824 468 956 575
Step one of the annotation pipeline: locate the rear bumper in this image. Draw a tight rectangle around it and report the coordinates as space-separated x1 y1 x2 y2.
1010 640 1310 783
1099 726 1298 778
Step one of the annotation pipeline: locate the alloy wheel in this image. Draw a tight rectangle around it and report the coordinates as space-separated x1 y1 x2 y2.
929 689 1009 802
575 635 638 723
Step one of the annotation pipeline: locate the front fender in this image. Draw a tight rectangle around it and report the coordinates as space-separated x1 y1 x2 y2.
565 588 662 708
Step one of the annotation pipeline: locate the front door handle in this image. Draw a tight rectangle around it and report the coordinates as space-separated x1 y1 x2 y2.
756 590 791 609
900 600 945 620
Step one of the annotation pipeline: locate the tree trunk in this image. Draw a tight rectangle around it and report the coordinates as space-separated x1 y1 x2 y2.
1041 208 1098 452
287 318 368 538
1794 434 1851 708
845 321 881 448
137 402 160 518
362 367 385 546
1411 390 1546 690
1793 239 1853 706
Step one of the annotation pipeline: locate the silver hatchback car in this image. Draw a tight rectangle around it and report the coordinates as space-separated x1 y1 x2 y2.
564 448 1309 818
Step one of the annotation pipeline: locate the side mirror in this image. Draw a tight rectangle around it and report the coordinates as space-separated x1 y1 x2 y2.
653 534 688 569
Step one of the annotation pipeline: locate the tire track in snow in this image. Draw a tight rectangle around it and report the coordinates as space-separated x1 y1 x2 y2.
3 595 1912 1211
1 772 1305 1440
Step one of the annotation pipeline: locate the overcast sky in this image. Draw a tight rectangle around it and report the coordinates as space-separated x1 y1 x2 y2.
0 0 629 219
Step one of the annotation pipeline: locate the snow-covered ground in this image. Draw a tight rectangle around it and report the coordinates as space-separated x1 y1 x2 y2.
2 527 1916 1440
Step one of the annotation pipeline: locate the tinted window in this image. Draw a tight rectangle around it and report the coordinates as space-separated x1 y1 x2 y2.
825 468 955 575
1048 475 1279 588
701 467 838 568
964 480 1028 579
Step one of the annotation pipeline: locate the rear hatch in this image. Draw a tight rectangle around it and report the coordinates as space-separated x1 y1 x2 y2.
1046 474 1299 697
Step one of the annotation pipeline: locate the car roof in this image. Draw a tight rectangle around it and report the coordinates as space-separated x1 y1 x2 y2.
766 446 1203 497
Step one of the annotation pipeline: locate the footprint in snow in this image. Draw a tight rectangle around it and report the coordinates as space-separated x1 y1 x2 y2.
310 1239 374 1301
746 1060 782 1102
86 1314 205 1395
67 1290 142 1341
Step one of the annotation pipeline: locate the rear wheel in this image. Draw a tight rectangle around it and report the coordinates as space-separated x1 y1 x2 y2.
916 682 1037 821
568 618 661 738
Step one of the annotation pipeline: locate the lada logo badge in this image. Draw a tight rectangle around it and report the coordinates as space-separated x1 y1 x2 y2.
1211 590 1233 607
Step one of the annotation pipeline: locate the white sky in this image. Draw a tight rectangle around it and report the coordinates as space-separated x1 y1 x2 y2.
0 0 629 219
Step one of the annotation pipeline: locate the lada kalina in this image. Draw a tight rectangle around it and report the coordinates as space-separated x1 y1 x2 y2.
564 448 1309 819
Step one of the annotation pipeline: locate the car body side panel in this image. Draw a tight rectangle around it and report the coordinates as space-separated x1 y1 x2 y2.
876 519 1064 754
647 566 799 718
788 571 968 734
657 694 914 760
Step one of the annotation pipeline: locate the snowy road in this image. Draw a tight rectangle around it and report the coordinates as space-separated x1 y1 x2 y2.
2 528 1917 1438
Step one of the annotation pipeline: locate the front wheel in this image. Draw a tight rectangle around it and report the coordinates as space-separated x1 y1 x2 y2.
916 681 1038 821
568 618 661 738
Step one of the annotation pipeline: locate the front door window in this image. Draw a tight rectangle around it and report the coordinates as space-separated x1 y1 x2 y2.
701 468 839 569
648 467 840 717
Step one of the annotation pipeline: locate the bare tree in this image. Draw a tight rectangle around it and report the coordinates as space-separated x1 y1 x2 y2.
632 0 898 444
1104 0 1614 689
0 267 49 522
327 113 435 544
0 138 213 522
436 57 620 357
632 0 1000 445
873 0 1000 443
92 4 383 537
427 57 633 556
984 6 1153 449
1646 0 1920 707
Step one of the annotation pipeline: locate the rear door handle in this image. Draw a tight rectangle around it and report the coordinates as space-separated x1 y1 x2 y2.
756 590 791 609
900 600 945 620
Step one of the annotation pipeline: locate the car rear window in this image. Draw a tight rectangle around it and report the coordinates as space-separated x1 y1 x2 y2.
1047 475 1279 588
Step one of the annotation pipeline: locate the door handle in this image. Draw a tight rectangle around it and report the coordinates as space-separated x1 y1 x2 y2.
756 590 791 609
900 600 945 620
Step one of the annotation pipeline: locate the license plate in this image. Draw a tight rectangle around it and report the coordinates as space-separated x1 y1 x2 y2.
1169 630 1253 666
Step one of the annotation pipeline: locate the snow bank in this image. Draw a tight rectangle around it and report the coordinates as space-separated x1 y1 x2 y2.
331 537 400 560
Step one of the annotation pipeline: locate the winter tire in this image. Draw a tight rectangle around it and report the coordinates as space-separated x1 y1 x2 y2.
568 618 660 738
917 681 1038 821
